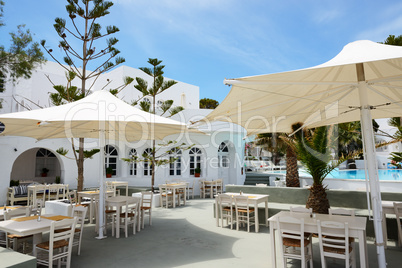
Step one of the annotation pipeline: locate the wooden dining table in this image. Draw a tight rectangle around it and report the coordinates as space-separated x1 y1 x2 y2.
160 183 187 208
0 214 73 255
214 192 269 232
381 200 401 248
77 190 113 224
105 196 141 238
268 211 368 268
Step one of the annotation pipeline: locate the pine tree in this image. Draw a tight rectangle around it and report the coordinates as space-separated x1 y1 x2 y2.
41 0 131 191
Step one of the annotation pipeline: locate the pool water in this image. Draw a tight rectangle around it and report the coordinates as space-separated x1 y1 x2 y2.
268 169 402 181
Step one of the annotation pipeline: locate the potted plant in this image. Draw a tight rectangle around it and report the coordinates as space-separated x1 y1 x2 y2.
106 166 114 178
41 168 49 177
55 176 61 184
194 167 201 177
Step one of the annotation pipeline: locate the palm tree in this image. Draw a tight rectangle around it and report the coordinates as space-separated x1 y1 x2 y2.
291 123 340 214
255 133 300 187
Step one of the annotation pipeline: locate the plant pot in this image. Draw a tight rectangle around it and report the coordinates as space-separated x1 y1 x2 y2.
41 173 47 177
106 174 112 178
194 173 200 177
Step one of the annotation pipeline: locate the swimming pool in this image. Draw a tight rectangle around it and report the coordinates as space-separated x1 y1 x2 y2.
267 169 402 181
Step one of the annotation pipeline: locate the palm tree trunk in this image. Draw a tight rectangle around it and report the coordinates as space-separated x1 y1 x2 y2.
285 146 300 187
306 183 330 214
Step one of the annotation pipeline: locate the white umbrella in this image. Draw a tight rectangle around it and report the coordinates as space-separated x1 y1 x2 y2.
0 90 191 239
201 40 402 267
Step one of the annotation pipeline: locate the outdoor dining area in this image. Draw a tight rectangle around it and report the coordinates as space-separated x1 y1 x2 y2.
1 180 402 267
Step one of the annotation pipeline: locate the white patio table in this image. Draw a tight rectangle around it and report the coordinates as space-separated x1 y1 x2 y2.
268 211 368 268
381 200 401 248
214 192 269 232
106 181 129 196
0 214 73 255
160 183 187 208
105 196 141 238
78 190 113 224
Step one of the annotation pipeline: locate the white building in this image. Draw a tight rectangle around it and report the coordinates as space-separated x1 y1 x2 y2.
0 61 247 204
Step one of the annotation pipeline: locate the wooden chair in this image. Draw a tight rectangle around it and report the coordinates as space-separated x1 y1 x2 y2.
217 194 234 229
317 220 356 268
55 205 88 255
276 216 313 268
215 179 223 195
4 207 32 253
35 217 77 268
198 179 205 198
290 206 312 214
112 199 139 237
234 195 255 232
159 185 176 208
329 208 355 217
394 202 402 247
187 180 195 199
140 191 153 229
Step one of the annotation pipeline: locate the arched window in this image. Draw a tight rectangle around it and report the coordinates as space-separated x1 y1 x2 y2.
169 148 182 176
105 145 118 176
35 148 57 177
128 149 137 176
189 147 202 176
218 142 229 168
143 148 152 176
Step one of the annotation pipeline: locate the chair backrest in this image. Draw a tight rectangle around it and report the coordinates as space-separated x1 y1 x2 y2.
4 207 29 220
47 184 60 200
393 202 402 235
33 185 47 207
276 215 307 244
290 206 312 214
234 195 251 210
217 194 233 207
317 220 350 259
49 217 77 250
329 208 355 217
67 190 77 204
141 191 153 208
72 205 88 229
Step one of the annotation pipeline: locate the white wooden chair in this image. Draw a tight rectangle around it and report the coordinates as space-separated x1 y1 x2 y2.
112 199 139 237
4 207 32 253
234 195 255 232
35 217 77 268
217 194 234 229
317 220 356 268
215 179 223 195
187 180 195 199
329 208 355 217
276 216 313 268
68 205 87 255
290 206 312 214
393 202 402 247
140 191 153 229
159 185 176 208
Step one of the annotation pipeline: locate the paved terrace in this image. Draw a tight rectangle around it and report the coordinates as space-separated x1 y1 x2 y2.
66 199 401 268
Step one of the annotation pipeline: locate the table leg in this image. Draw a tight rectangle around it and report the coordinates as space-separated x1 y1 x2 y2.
270 223 276 268
89 198 94 224
173 189 176 208
116 206 121 238
32 233 42 256
265 201 269 227
255 201 259 233
183 187 186 206
215 199 219 227
358 230 368 268
382 211 388 249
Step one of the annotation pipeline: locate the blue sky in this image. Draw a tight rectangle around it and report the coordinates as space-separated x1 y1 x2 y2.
2 0 402 103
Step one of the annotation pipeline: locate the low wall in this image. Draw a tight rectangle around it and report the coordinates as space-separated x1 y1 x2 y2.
225 185 402 240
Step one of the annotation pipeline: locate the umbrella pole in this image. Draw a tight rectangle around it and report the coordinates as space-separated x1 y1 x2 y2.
96 129 106 239
358 81 386 268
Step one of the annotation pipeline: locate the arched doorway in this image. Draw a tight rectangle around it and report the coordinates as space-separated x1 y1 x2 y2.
218 142 230 180
10 148 62 184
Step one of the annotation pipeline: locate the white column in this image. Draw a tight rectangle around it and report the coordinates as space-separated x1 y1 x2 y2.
358 81 386 268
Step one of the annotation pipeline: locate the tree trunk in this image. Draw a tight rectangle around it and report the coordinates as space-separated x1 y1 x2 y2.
286 146 300 187
77 138 85 192
306 183 330 214
151 139 156 192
